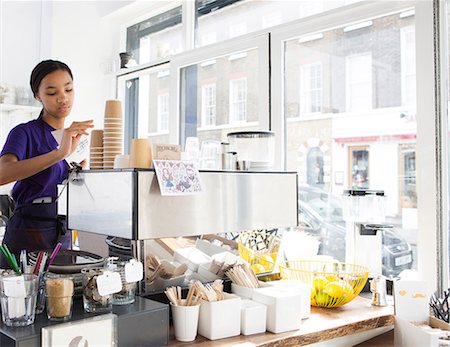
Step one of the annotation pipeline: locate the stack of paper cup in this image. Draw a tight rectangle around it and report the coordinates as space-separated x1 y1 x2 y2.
89 130 104 170
103 100 123 169
129 138 152 168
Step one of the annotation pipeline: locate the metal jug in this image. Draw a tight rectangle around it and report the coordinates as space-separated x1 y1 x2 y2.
370 275 388 306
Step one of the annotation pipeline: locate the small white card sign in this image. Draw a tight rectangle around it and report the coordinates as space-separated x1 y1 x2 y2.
52 129 89 164
125 259 143 283
42 313 117 347
153 159 202 196
97 270 122 296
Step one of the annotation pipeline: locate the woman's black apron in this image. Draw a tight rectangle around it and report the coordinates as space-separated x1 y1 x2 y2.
1 203 71 268
0 117 71 269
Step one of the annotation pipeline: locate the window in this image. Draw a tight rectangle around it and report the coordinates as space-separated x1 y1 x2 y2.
300 63 322 114
306 147 325 187
172 34 268 146
274 4 419 277
126 6 182 65
116 1 448 286
195 0 355 48
157 93 169 132
401 25 416 110
399 143 416 209
229 78 247 123
349 146 369 189
346 53 372 112
201 84 217 127
117 63 171 149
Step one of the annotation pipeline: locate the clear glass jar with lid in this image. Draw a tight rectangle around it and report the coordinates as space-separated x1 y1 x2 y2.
104 257 136 305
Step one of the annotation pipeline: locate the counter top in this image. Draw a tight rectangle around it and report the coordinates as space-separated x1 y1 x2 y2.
168 296 394 346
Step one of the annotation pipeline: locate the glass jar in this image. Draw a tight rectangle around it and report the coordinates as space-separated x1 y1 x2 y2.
104 258 136 305
45 273 74 321
81 267 112 313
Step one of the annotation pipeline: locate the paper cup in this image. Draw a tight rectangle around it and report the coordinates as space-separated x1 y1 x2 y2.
171 302 200 342
104 124 123 129
129 138 152 168
114 154 130 169
90 130 104 148
104 100 122 119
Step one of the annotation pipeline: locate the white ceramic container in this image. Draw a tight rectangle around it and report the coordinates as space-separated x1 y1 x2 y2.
173 247 211 272
241 299 267 335
252 287 302 333
198 293 241 340
231 282 270 299
265 279 310 318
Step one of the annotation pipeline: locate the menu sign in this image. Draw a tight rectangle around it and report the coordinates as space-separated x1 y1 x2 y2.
153 159 202 196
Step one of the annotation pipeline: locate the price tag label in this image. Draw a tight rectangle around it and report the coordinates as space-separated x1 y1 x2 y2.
125 259 143 283
97 271 122 296
3 275 26 297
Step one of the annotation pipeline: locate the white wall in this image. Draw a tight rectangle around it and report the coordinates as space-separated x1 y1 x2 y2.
0 1 52 87
0 0 140 128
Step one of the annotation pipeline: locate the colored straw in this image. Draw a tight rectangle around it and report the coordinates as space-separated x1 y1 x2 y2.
33 251 44 275
0 244 21 274
45 242 62 271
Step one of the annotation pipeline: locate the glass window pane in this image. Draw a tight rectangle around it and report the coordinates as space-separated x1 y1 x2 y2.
179 47 260 145
196 0 363 48
117 64 171 150
126 6 182 65
284 11 417 277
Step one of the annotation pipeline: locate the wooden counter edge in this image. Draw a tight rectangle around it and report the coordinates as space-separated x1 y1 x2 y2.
257 314 395 347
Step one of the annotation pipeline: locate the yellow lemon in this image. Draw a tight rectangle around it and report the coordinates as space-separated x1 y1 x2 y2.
314 291 332 306
259 255 275 271
251 263 266 274
324 281 346 299
325 274 340 282
342 281 354 296
312 276 328 292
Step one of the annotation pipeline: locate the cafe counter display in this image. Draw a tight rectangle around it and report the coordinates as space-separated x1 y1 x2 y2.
168 295 394 347
0 292 393 347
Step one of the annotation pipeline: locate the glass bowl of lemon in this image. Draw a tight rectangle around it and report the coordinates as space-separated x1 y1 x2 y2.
278 260 369 308
238 230 281 275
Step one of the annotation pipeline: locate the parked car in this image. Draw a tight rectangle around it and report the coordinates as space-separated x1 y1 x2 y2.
298 185 413 277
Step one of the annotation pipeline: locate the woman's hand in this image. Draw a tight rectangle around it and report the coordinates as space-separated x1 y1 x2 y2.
57 120 94 160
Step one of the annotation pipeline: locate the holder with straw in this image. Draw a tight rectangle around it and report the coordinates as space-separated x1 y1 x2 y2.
0 244 21 274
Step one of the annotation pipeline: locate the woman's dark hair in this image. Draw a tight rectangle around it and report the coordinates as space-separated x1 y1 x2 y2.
30 60 73 97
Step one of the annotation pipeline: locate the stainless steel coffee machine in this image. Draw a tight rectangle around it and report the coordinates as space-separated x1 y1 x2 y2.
342 189 392 278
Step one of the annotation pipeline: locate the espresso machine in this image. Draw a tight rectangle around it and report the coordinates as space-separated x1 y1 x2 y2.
342 189 392 278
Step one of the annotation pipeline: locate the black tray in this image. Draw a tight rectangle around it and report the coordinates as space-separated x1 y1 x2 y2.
29 249 105 273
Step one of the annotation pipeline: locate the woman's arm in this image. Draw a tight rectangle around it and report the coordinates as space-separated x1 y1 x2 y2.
0 120 93 186
0 151 65 185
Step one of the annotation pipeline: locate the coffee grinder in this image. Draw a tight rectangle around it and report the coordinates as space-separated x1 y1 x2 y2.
342 189 392 278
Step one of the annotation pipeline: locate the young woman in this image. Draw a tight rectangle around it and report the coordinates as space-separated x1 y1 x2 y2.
0 59 93 268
